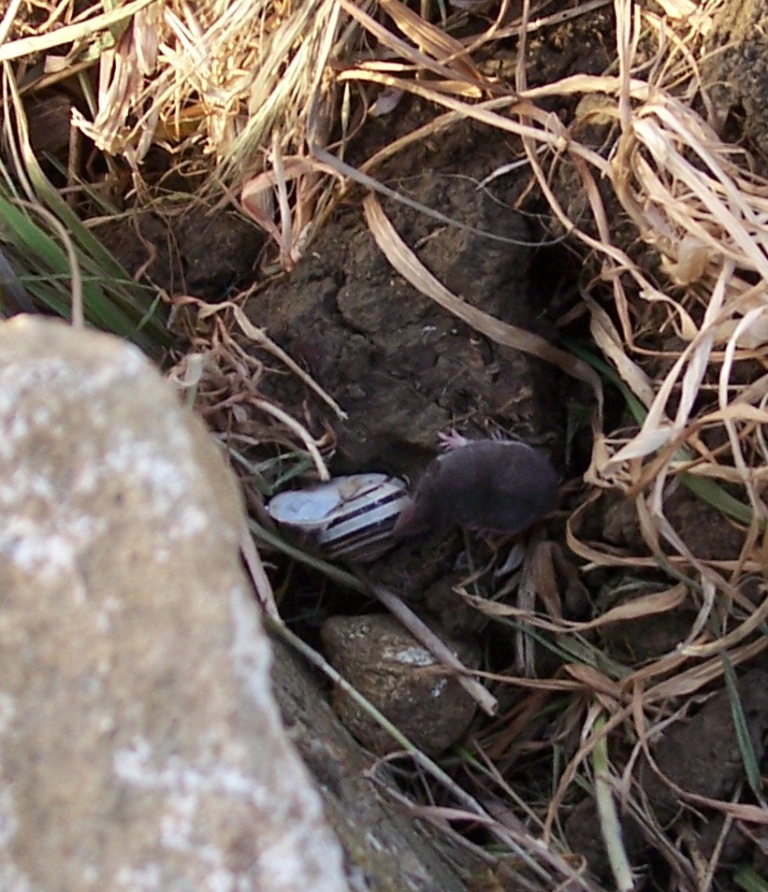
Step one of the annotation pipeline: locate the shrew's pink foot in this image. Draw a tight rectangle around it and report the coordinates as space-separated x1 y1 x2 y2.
438 429 470 452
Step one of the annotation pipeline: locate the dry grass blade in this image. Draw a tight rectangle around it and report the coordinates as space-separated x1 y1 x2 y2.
592 721 635 892
225 302 348 420
239 520 279 620
378 0 483 82
10 0 351 195
0 0 156 62
339 0 486 92
366 577 499 717
464 583 688 634
166 293 336 493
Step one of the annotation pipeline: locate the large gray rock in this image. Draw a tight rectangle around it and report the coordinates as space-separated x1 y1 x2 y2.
0 317 348 892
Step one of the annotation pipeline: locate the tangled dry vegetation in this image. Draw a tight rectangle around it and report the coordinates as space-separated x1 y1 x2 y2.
2 0 768 889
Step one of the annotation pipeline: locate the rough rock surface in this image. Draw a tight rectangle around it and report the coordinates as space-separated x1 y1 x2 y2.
321 614 480 756
272 639 474 892
0 317 348 892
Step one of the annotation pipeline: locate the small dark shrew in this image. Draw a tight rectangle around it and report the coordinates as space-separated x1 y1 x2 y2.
393 438 558 537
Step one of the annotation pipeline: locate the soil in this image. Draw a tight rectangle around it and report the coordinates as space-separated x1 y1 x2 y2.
704 0 768 174
99 206 263 299
99 1 768 888
248 169 564 479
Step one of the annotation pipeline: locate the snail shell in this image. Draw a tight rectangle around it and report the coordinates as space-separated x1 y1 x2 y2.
267 473 409 563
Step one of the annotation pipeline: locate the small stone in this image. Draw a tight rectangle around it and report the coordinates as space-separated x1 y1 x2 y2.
320 614 480 756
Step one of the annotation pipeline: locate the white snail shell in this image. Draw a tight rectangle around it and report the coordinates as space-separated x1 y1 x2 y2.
267 473 409 562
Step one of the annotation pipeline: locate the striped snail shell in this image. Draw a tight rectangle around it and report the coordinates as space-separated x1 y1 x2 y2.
266 473 409 563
